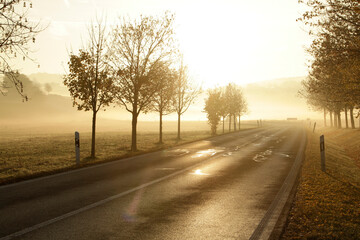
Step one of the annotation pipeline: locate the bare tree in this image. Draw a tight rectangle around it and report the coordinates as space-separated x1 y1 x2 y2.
173 61 201 140
0 0 43 99
149 62 176 144
64 19 115 158
109 13 177 151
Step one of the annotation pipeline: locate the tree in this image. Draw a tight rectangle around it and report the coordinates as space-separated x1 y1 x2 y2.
173 61 201 140
1 73 44 100
301 35 359 128
299 0 360 58
298 0 360 129
218 88 228 133
109 13 177 151
224 83 248 131
300 76 331 126
0 0 42 99
225 83 236 132
236 92 248 130
64 20 114 158
204 88 222 135
149 62 176 144
44 83 52 94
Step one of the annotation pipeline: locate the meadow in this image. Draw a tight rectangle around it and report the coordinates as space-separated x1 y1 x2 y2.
0 120 257 185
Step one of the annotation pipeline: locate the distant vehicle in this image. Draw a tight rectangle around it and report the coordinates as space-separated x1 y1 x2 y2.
287 118 298 121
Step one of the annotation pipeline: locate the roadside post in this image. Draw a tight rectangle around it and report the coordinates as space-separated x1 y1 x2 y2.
320 135 326 171
75 131 80 165
313 122 316 133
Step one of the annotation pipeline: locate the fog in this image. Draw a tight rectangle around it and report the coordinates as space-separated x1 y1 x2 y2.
3 74 320 124
0 74 322 135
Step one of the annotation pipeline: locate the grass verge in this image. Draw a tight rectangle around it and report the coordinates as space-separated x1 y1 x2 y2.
281 128 360 239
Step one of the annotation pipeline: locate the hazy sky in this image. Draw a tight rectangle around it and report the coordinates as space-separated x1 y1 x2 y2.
18 0 310 88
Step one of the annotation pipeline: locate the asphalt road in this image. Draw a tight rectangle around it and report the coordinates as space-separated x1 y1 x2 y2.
0 123 306 240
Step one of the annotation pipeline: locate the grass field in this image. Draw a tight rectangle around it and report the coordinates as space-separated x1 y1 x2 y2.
281 127 360 239
0 120 257 185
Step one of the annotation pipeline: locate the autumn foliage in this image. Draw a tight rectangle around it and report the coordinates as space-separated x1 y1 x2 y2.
299 0 360 129
204 83 248 135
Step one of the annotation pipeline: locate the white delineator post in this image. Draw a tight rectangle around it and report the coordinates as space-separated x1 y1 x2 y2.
75 131 80 165
320 135 326 172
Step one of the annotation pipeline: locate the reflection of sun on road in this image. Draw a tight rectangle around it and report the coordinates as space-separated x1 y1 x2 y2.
191 149 221 158
191 169 209 176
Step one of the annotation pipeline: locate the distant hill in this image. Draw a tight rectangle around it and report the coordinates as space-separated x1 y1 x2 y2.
0 74 82 124
242 76 316 119
28 73 69 96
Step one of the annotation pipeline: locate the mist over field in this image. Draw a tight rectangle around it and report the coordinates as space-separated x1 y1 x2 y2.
0 73 321 134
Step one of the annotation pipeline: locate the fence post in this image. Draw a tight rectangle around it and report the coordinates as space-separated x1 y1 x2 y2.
313 122 316 133
320 135 326 172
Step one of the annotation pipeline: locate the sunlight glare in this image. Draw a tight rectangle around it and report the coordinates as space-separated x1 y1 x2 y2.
175 2 265 88
193 169 208 175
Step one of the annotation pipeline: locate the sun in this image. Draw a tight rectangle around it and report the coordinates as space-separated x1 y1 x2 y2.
173 2 265 89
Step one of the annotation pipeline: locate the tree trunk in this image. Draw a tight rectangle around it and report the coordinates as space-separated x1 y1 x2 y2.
131 110 138 152
323 108 327 127
330 111 333 127
222 116 225 133
159 111 163 144
211 123 216 135
337 111 342 129
238 115 241 130
233 114 236 131
229 114 231 132
177 112 181 140
90 110 97 158
350 107 355 129
344 106 349 128
334 112 337 128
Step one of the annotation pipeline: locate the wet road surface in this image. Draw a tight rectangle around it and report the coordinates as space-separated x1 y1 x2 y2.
0 124 306 240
